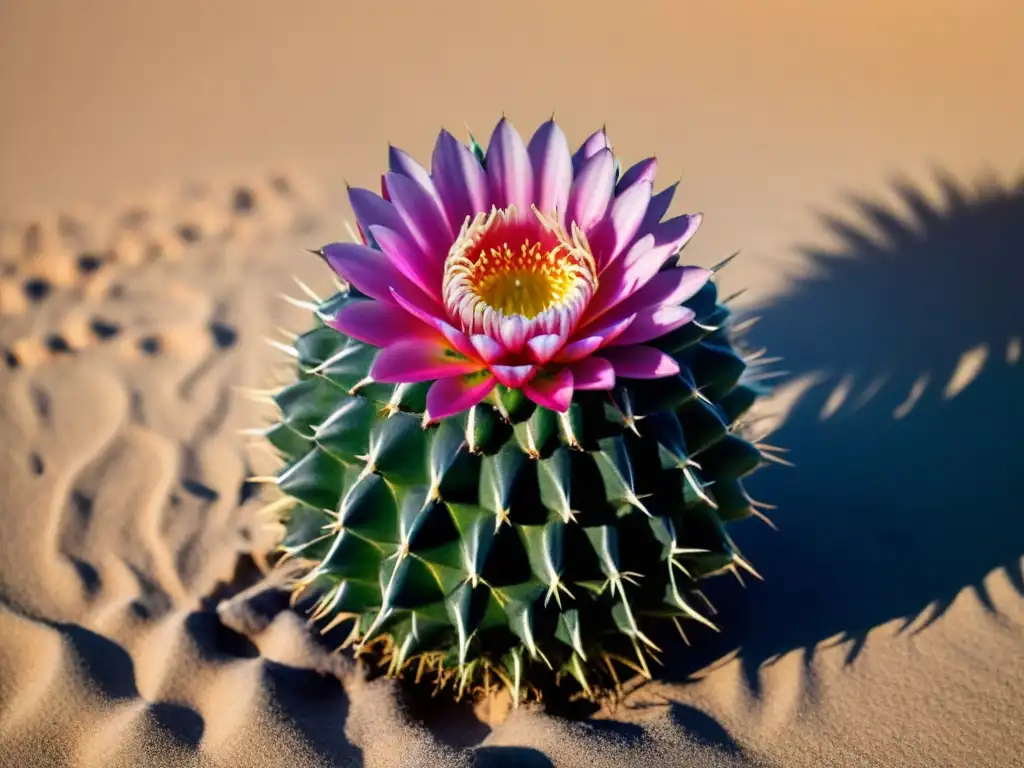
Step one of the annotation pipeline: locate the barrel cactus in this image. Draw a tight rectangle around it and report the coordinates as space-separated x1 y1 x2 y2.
258 117 776 703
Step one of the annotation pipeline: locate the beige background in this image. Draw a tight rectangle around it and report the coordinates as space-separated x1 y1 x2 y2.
4 0 1023 295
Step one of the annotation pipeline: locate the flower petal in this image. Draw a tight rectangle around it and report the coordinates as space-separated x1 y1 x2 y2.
601 345 680 379
368 225 439 299
526 333 564 363
582 235 652 319
591 180 652 272
389 145 443 209
348 187 407 240
637 182 678 238
624 213 703 270
619 233 655 268
386 288 477 360
327 299 438 348
607 305 696 347
590 216 704 316
499 315 528 353
555 335 604 363
527 119 573 217
470 334 503 364
486 117 534 212
370 338 483 383
425 371 497 422
323 242 433 308
569 313 630 354
585 222 708 325
571 357 615 390
595 266 712 328
383 171 453 261
571 128 611 173
436 321 479 360
523 367 574 412
491 364 536 388
615 157 658 195
566 148 616 232
431 129 491 231
389 285 447 327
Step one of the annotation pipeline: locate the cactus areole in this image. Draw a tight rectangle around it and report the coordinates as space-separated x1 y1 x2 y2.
263 117 775 704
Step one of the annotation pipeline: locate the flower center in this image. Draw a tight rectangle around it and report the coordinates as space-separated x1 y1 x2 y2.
442 206 598 338
471 241 575 319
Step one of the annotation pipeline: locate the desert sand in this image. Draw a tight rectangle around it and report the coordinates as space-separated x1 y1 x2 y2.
1 1 1023 766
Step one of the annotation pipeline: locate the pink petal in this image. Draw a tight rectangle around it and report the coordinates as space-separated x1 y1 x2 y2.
491 364 536 388
595 266 711 328
436 321 479 360
592 218 703 318
591 180 652 272
328 300 438 348
585 314 636 347
499 315 528 353
425 372 497 422
370 338 484 383
601 345 680 379
384 171 453 260
389 145 444 210
625 213 703 270
571 357 615 390
389 285 448 327
486 118 534 212
620 233 655 268
583 237 652 321
637 182 678 238
470 334 503 363
526 334 564 363
584 252 710 330
523 367 574 412
527 119 573 217
431 129 491 231
555 335 604 363
385 288 478 362
368 225 439 299
348 187 407 240
566 148 616 232
571 128 611 173
323 242 433 308
615 157 658 195
607 305 696 347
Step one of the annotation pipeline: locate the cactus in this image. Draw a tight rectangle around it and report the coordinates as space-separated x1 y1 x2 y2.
256 118 776 703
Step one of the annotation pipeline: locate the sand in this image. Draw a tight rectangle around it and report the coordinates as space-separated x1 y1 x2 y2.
1 1 1022 766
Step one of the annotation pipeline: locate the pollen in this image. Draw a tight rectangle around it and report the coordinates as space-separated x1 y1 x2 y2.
471 241 576 318
442 206 599 338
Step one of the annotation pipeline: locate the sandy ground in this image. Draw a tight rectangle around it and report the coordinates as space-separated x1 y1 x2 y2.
1 1 1023 766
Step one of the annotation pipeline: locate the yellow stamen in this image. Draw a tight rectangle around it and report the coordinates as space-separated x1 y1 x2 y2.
472 241 576 318
442 206 598 338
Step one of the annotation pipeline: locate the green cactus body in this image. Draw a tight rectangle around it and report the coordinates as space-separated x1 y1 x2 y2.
261 265 770 703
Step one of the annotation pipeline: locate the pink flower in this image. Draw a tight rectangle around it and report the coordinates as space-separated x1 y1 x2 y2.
323 118 710 422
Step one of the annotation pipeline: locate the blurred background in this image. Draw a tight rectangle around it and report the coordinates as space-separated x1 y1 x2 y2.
1 2 1022 767
3 0 1022 297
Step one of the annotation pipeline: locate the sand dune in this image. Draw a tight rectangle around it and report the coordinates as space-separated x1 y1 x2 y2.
1 162 1021 768
2 1 1024 766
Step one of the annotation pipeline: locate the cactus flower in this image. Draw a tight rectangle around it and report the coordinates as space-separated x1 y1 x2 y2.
323 118 710 421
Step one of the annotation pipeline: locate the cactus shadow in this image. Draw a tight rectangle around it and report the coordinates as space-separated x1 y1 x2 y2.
259 660 362 765
668 169 1024 694
473 746 555 767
